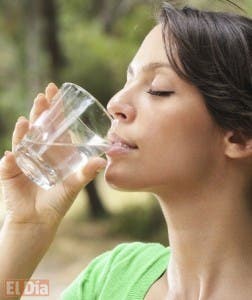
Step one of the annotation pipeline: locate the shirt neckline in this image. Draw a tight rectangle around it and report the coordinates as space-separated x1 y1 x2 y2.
133 246 171 300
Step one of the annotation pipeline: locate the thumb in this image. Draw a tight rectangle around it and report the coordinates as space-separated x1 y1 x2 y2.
64 157 107 190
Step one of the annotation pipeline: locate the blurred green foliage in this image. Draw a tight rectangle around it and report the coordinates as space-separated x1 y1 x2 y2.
0 0 156 155
109 200 168 244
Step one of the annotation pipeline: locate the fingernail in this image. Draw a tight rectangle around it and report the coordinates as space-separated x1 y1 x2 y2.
17 116 26 122
37 93 44 98
96 166 106 173
4 150 11 157
48 82 56 87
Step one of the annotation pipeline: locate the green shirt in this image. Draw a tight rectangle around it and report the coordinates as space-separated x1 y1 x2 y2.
61 242 171 300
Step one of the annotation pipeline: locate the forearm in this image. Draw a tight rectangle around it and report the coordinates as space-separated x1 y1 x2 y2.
0 218 58 300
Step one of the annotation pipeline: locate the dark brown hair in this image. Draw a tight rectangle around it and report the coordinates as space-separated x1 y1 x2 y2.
159 3 252 137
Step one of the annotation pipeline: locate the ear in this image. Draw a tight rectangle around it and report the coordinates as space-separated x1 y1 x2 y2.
224 130 252 159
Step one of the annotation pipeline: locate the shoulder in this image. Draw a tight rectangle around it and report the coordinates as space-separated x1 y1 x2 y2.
106 241 169 261
61 242 170 300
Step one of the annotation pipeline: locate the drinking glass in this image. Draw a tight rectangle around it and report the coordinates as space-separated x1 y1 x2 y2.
14 82 112 190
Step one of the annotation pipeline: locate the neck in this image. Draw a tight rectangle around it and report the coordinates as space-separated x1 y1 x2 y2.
156 169 252 299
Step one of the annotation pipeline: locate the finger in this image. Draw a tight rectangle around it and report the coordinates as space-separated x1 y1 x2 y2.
45 82 58 102
0 151 22 180
12 117 30 150
29 93 50 123
65 157 107 191
79 157 107 181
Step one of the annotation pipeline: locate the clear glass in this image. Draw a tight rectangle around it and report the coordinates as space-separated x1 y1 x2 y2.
14 82 112 190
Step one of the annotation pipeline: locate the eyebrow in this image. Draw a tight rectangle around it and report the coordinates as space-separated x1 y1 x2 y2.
127 62 171 76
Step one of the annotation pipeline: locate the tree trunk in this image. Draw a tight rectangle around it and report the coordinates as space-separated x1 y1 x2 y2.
24 0 109 219
24 0 44 102
85 180 109 219
41 0 65 82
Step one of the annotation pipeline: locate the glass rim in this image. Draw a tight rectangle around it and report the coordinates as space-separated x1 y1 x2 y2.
62 82 113 122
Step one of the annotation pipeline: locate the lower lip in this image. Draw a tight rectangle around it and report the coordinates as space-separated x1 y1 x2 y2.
105 144 137 157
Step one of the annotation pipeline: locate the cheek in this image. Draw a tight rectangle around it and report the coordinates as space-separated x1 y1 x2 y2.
104 105 223 191
138 111 222 187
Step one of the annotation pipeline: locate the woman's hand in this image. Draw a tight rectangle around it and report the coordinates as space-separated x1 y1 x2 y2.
0 83 107 299
0 83 107 228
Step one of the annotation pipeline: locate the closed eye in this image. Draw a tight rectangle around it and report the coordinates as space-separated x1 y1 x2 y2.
147 89 174 97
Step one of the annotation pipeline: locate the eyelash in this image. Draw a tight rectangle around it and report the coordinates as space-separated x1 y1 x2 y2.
147 89 174 97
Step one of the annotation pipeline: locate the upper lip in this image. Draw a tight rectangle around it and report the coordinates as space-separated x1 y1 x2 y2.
107 132 138 149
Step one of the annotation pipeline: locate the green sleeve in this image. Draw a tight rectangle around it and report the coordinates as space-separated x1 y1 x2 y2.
60 242 169 300
60 250 112 300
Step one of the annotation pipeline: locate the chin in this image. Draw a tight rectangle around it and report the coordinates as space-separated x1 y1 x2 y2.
104 171 135 191
104 167 152 192
104 162 131 190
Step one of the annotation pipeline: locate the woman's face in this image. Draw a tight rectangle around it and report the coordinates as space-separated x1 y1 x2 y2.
105 25 224 194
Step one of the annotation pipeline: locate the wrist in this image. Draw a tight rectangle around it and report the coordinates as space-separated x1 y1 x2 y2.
0 216 58 285
2 213 60 232
1 215 59 244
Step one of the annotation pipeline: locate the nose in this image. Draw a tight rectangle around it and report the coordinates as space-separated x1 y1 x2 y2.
107 89 136 123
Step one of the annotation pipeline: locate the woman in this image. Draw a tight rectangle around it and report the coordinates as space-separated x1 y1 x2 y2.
0 2 252 299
